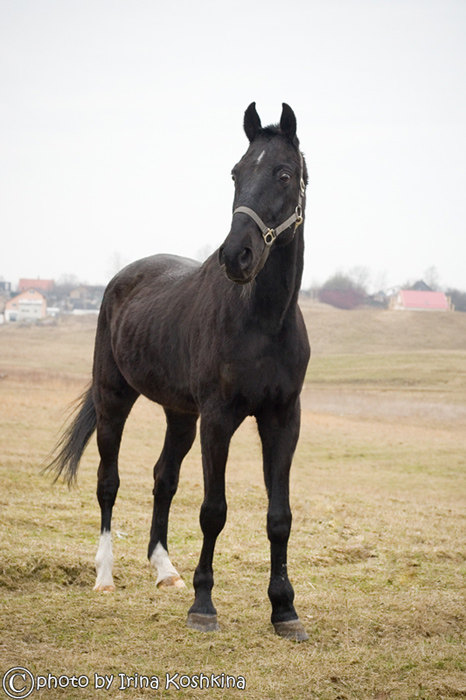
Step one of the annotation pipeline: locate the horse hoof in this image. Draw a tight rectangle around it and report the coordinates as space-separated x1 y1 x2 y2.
273 619 309 642
93 584 115 593
157 575 186 589
187 612 220 632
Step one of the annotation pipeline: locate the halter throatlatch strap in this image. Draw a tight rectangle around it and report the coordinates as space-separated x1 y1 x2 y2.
233 152 305 247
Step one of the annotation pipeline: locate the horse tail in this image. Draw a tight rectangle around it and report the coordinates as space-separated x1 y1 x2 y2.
44 386 97 486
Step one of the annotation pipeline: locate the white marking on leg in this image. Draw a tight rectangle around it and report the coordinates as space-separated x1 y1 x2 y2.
150 542 185 588
256 149 266 164
94 530 115 591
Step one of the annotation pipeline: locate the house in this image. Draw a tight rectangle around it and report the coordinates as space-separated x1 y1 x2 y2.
5 289 47 322
410 280 433 292
0 281 12 315
67 285 105 312
318 289 365 310
390 289 452 311
18 278 54 295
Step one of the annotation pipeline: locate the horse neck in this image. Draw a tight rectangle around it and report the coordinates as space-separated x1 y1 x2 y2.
250 226 305 332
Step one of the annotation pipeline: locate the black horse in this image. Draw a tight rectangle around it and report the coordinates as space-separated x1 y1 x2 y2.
48 103 310 641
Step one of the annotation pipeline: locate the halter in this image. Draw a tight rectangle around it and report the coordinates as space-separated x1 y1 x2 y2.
232 152 305 247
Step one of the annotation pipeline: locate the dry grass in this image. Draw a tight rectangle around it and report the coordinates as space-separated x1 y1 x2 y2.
0 308 465 699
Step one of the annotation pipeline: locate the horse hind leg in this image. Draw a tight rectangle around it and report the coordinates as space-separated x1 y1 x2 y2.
148 409 198 589
94 382 138 592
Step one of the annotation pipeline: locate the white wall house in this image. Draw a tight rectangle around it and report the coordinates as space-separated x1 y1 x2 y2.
5 289 47 322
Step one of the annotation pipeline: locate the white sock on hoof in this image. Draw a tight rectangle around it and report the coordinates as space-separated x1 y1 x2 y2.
150 542 185 587
94 530 115 590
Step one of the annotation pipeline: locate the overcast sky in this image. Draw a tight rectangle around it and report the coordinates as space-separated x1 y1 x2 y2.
1 0 465 292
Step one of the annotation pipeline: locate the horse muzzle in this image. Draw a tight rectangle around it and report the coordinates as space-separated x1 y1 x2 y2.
218 241 256 284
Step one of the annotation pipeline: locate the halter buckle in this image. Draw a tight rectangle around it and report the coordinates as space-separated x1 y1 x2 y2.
294 205 303 229
263 228 276 246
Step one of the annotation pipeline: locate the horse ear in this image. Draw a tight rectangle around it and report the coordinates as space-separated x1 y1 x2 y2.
244 102 262 142
280 103 297 141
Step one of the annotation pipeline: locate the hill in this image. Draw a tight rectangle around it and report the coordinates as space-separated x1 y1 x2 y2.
300 300 466 356
299 301 466 426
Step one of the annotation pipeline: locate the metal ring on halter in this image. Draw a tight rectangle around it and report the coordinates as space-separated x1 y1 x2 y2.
263 229 276 246
295 205 303 228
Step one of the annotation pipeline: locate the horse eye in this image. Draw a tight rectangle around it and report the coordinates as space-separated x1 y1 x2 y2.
280 172 291 183
231 174 236 182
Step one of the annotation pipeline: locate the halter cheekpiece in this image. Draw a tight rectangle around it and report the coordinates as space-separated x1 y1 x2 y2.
232 152 305 247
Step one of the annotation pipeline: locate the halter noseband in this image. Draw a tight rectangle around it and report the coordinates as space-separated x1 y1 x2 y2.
232 152 305 247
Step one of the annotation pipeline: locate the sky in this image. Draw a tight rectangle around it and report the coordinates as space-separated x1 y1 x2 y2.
1 0 465 292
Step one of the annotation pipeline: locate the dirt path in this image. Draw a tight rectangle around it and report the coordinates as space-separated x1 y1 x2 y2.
301 385 466 428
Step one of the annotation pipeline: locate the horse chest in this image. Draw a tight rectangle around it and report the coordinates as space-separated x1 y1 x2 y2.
219 348 300 409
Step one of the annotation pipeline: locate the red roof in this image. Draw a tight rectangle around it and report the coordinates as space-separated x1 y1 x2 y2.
18 278 54 292
399 290 449 310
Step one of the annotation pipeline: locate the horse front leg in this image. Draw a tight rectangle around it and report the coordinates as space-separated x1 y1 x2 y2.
256 398 309 642
187 412 238 632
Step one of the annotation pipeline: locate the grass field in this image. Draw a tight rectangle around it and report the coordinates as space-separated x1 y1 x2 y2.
0 305 465 699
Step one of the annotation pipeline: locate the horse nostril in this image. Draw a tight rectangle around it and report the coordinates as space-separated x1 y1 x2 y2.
218 246 225 265
238 247 252 271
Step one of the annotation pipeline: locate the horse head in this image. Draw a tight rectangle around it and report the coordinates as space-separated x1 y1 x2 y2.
219 102 307 284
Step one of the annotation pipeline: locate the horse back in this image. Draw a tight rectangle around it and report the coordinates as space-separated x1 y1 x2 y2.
95 254 201 413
